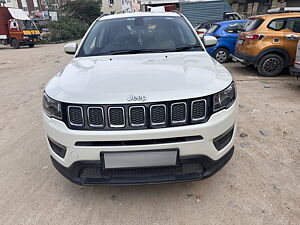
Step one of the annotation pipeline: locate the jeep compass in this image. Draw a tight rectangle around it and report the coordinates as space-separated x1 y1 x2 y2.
43 12 238 185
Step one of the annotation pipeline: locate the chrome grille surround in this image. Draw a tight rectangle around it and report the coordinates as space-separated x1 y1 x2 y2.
68 106 84 126
108 107 125 128
191 99 207 122
129 106 146 127
171 102 187 124
87 107 104 128
150 104 167 126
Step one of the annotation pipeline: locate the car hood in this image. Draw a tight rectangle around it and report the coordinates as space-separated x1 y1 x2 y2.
45 52 232 104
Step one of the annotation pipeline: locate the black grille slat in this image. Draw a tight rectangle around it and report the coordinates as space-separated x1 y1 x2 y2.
192 100 206 121
109 107 125 127
171 103 186 123
129 106 145 127
150 105 166 125
88 107 104 127
68 106 83 126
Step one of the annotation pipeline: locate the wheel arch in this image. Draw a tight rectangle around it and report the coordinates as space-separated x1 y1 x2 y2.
256 47 290 68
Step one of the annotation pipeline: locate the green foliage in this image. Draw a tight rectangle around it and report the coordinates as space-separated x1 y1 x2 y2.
47 0 101 42
61 0 102 25
48 16 89 42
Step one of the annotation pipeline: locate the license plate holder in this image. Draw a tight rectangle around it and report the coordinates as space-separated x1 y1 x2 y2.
100 149 179 169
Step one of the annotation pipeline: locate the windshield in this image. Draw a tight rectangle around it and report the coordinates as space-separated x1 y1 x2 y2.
20 20 38 30
77 16 202 57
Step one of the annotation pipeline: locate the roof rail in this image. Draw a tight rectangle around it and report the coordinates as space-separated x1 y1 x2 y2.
267 7 300 14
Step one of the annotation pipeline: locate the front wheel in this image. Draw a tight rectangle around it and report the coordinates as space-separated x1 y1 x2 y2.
257 54 284 77
29 43 35 48
213 48 229 63
11 39 20 49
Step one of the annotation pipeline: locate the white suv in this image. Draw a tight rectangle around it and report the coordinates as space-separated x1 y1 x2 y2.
43 12 238 185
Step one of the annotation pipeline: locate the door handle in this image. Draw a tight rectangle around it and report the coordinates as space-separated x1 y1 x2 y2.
285 34 299 40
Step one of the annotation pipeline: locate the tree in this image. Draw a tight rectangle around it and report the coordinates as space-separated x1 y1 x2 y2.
47 0 101 42
61 0 102 25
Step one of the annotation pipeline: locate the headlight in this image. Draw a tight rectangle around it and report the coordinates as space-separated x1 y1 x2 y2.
43 93 62 120
213 82 236 112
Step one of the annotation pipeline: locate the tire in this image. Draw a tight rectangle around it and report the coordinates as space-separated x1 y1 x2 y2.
213 48 229 63
257 54 284 77
11 39 20 49
29 43 35 48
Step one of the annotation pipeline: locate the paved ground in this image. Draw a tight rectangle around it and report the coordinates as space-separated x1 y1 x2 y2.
0 43 299 225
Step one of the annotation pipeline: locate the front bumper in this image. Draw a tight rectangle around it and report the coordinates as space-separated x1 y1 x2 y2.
289 66 300 78
43 100 238 185
51 147 234 185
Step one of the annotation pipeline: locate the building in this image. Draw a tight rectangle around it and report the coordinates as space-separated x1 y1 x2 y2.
131 0 140 12
2 0 19 8
228 0 300 17
101 0 133 14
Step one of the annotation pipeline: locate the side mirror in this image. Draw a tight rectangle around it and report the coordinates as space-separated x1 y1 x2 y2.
64 43 78 55
203 36 217 48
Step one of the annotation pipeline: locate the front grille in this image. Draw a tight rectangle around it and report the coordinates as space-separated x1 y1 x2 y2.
80 162 203 179
108 107 125 127
64 97 209 130
171 102 187 124
129 106 145 127
68 106 83 126
88 107 104 127
192 100 206 121
150 104 166 126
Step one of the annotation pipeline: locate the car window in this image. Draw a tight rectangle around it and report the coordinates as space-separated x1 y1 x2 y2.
77 16 202 57
226 14 240 20
286 17 300 33
225 23 245 33
268 19 286 31
245 19 264 32
206 24 220 34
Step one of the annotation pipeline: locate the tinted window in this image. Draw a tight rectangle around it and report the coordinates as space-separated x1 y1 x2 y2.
287 17 300 33
206 24 220 34
225 23 246 33
78 16 202 57
225 14 241 20
268 19 286 31
245 19 264 32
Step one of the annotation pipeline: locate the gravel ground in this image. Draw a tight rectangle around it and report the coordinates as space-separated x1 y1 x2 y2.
0 43 299 225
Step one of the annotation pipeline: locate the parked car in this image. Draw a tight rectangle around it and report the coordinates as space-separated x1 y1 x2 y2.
289 39 300 78
194 12 242 35
234 8 300 77
204 20 247 63
42 12 238 185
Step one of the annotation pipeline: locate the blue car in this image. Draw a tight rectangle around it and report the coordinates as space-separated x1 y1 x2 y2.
205 20 247 63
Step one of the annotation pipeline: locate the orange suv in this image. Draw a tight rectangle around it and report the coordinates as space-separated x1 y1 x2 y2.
234 8 300 76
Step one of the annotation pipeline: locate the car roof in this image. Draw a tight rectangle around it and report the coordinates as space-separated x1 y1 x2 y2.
215 20 247 25
250 12 300 20
98 12 181 21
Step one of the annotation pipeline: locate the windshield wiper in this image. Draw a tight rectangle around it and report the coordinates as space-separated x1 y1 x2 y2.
102 49 169 55
172 44 202 52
